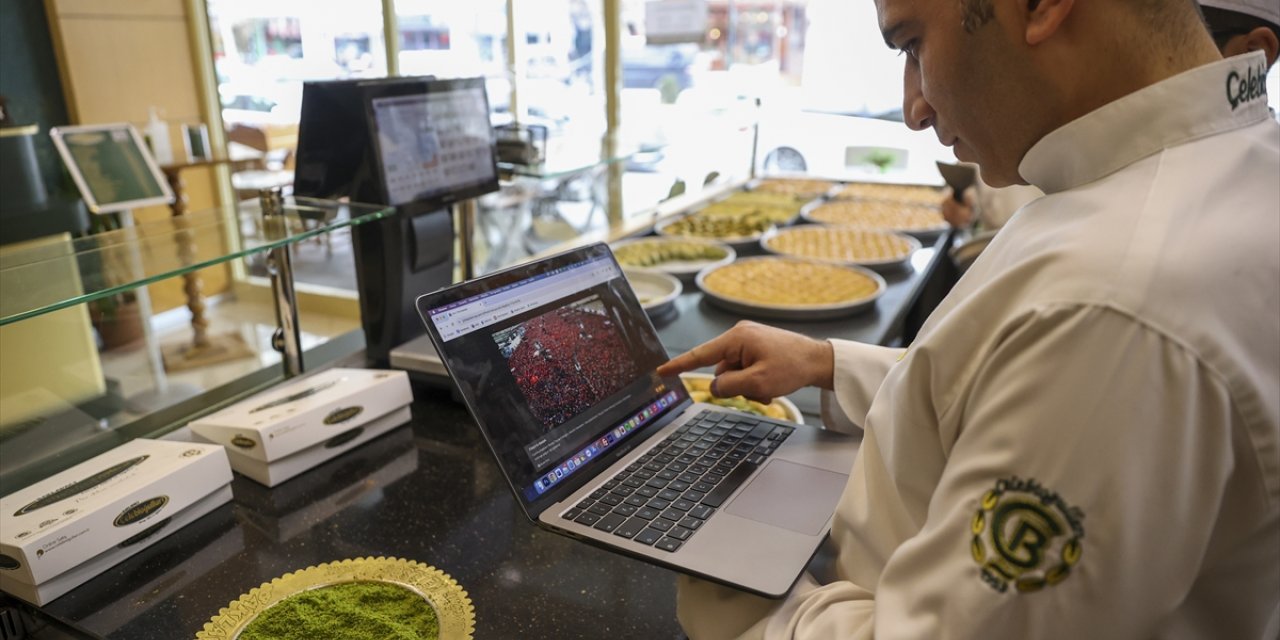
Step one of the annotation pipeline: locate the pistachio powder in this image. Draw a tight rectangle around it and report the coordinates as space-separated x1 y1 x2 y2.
239 581 439 640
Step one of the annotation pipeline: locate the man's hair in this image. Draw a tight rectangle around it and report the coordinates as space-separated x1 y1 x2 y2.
960 0 996 33
1200 6 1280 51
1139 0 1211 45
959 0 1211 42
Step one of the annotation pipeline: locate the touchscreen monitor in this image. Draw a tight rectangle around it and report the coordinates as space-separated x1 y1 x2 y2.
293 76 430 203
367 76 499 208
49 123 173 214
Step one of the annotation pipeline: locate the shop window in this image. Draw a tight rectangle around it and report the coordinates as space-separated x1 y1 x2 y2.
208 0 388 132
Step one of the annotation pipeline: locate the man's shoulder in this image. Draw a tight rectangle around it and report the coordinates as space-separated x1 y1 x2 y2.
1002 123 1277 279
955 115 1277 336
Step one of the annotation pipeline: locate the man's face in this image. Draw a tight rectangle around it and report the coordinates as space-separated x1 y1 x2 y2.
876 0 1036 186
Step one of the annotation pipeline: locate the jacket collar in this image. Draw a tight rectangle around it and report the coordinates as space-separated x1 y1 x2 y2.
1020 51 1272 195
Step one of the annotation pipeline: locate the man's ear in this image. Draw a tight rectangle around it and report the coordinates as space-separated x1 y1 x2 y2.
1025 0 1074 46
1238 26 1280 69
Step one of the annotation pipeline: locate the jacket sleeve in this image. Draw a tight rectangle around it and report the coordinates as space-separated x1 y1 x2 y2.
681 304 1250 640
819 340 904 432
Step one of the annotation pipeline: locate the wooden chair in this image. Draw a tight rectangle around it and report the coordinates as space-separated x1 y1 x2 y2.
226 124 294 200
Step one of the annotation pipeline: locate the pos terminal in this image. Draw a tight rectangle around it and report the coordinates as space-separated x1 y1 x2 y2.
292 76 499 369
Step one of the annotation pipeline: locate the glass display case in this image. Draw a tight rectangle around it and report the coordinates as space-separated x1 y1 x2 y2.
0 197 394 494
472 98 760 276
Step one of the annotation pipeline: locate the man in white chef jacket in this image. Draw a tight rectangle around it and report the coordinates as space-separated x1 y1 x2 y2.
658 0 1280 636
939 0 1278 260
941 0 1278 233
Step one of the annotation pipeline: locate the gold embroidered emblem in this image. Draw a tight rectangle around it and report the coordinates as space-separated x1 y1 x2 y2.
971 476 1084 594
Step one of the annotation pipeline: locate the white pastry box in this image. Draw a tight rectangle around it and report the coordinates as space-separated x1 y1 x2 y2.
0 439 232 604
222 405 412 487
1 485 232 606
188 368 413 486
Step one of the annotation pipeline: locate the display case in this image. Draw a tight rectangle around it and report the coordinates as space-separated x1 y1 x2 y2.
0 196 395 495
473 152 750 276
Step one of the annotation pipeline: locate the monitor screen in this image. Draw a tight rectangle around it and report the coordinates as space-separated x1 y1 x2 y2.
49 123 173 214
293 76 431 203
368 77 499 207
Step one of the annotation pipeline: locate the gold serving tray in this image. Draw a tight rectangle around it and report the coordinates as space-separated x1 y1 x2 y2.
196 556 474 640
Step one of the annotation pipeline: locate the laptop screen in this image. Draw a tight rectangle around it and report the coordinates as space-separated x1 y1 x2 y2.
420 244 689 505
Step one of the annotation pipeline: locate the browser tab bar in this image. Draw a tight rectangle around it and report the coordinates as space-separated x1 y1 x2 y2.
429 255 621 341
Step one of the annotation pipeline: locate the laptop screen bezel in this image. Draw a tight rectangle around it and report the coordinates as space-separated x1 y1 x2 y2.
415 242 692 520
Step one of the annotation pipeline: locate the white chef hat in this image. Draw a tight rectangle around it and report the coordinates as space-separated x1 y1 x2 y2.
1200 0 1280 31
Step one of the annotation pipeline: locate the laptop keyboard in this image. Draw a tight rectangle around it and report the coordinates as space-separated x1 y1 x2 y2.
560 410 795 553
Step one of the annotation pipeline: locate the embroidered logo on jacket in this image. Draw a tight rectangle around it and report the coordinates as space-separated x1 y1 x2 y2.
970 476 1084 594
1226 62 1268 110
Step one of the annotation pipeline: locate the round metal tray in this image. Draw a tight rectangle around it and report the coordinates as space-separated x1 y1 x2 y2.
695 257 886 321
654 211 797 252
759 225 922 272
197 557 474 640
799 198 949 240
623 267 683 317
610 236 735 283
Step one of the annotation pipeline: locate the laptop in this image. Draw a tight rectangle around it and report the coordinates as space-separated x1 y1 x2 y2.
415 242 858 597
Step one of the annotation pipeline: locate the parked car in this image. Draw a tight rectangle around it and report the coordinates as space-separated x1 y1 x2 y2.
754 108 955 184
622 43 698 102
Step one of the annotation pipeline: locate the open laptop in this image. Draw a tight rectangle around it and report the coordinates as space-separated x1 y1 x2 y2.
415 242 858 597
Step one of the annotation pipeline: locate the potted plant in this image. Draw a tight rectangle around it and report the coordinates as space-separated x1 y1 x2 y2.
84 212 145 349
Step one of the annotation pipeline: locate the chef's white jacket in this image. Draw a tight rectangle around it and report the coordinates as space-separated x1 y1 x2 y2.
975 181 1042 230
678 51 1280 639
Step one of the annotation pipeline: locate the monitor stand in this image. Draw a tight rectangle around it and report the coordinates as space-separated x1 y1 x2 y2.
385 197 479 380
353 205 453 365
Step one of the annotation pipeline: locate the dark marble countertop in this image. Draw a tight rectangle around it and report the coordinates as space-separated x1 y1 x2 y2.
35 391 687 639
23 233 950 639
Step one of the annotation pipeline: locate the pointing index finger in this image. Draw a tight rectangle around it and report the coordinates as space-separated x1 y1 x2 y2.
657 340 727 377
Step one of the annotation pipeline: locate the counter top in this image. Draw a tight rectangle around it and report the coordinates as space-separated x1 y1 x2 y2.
36 392 686 639
24 230 952 639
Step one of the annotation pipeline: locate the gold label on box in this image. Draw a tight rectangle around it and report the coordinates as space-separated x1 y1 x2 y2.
231 435 257 449
118 518 171 548
323 406 364 426
113 496 169 527
0 554 20 570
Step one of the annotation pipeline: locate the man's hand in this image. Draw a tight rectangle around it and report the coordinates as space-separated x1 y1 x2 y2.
941 187 978 229
656 321 835 401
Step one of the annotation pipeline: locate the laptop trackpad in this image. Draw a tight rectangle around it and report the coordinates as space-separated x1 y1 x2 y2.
725 460 848 536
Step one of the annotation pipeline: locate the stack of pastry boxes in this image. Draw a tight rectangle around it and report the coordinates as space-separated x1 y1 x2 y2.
189 368 413 487
0 439 233 605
